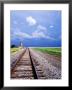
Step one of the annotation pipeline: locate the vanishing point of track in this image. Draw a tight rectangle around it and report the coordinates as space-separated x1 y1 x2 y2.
11 48 46 79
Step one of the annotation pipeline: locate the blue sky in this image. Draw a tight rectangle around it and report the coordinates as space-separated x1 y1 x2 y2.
10 10 61 47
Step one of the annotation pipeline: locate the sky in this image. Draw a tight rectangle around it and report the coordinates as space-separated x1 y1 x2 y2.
10 10 61 47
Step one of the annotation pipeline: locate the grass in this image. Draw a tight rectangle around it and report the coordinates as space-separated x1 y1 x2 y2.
11 47 20 54
34 47 61 57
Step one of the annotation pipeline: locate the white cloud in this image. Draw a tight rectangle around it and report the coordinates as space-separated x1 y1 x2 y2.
14 30 48 39
50 25 54 28
37 25 47 31
14 31 32 38
32 25 47 38
12 28 55 40
26 16 37 26
32 29 54 40
32 31 46 38
31 24 48 39
14 30 56 40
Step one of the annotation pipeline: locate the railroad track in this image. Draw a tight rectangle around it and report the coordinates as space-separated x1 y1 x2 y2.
11 48 46 79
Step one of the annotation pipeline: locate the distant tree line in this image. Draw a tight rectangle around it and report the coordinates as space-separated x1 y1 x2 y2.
11 45 17 48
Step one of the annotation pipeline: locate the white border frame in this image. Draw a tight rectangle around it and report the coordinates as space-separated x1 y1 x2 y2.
4 4 69 87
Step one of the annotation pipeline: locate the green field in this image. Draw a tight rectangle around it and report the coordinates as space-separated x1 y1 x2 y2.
11 47 19 53
11 47 23 54
34 47 61 57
